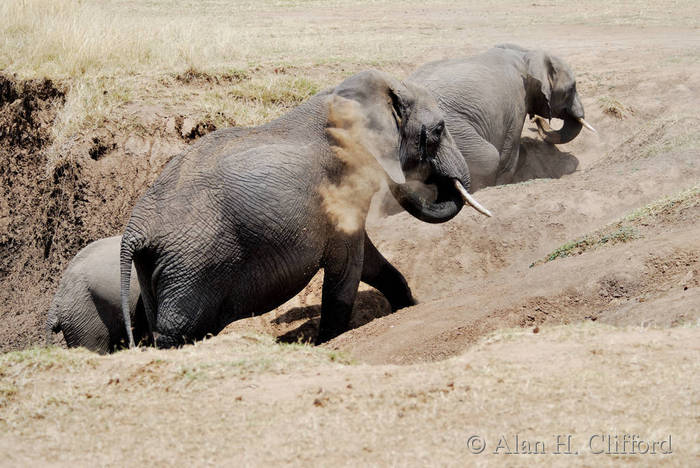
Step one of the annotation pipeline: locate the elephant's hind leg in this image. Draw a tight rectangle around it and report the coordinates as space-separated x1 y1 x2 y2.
64 301 111 354
152 272 226 349
361 232 415 310
316 233 364 344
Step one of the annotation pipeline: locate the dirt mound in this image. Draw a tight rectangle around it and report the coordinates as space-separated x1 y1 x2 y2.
0 75 89 349
0 75 63 147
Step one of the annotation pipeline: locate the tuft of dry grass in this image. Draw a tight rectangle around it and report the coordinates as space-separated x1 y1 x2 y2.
598 95 632 119
643 129 700 159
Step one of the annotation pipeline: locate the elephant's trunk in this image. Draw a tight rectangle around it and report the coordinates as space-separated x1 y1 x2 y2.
390 128 492 222
534 94 596 145
388 178 463 223
388 178 492 222
534 114 583 145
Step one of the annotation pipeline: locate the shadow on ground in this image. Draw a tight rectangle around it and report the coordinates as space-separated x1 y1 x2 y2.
275 290 392 343
512 135 579 183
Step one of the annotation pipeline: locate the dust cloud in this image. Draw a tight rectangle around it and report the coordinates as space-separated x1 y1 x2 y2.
319 95 388 234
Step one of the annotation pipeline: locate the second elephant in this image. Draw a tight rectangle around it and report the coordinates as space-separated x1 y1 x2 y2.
408 44 596 192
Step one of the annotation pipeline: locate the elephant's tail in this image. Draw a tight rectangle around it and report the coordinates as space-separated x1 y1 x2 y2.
120 232 143 349
45 301 61 345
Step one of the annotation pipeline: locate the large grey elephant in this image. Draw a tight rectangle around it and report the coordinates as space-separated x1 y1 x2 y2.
120 70 491 348
408 44 596 191
46 236 149 353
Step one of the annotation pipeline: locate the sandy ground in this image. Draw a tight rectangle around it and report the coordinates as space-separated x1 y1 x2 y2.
1 1 699 466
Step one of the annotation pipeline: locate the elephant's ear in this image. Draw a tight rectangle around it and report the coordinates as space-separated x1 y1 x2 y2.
524 50 554 119
329 70 409 184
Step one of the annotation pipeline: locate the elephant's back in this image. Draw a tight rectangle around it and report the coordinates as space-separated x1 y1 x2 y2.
411 50 523 93
216 141 328 239
50 236 139 323
153 94 329 193
129 138 328 274
54 236 122 304
409 50 527 146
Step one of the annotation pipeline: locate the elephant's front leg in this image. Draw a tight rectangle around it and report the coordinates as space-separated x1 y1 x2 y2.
495 120 525 185
361 232 416 311
316 234 364 345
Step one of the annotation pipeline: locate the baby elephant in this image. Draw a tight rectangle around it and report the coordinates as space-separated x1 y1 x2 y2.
47 236 149 353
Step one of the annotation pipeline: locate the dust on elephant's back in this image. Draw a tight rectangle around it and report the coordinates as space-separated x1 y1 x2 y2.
319 96 385 234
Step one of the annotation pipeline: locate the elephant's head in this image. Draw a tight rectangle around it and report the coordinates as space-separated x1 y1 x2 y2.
329 70 491 223
498 44 596 144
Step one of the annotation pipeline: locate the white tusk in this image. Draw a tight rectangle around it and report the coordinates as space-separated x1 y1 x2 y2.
578 117 597 134
454 180 493 217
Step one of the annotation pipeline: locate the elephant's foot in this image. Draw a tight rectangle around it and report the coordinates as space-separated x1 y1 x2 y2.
316 299 354 345
315 328 340 346
388 292 417 311
154 332 186 349
377 273 416 311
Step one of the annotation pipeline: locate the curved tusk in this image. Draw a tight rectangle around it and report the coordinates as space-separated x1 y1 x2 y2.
577 117 597 134
454 180 493 217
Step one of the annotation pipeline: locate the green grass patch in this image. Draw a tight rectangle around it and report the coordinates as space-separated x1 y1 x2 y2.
543 226 640 263
625 185 700 222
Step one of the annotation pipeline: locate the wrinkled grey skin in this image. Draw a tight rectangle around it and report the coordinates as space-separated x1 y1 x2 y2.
409 44 585 191
46 236 149 354
120 70 475 347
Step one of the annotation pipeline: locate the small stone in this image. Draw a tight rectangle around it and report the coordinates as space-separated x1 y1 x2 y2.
180 117 197 138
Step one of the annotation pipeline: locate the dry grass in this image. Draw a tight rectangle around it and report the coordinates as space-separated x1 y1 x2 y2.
1 324 697 466
598 95 632 119
3 0 699 157
1 0 414 152
535 185 699 265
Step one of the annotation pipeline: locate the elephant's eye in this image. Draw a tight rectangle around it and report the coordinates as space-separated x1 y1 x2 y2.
419 124 428 160
433 121 444 137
